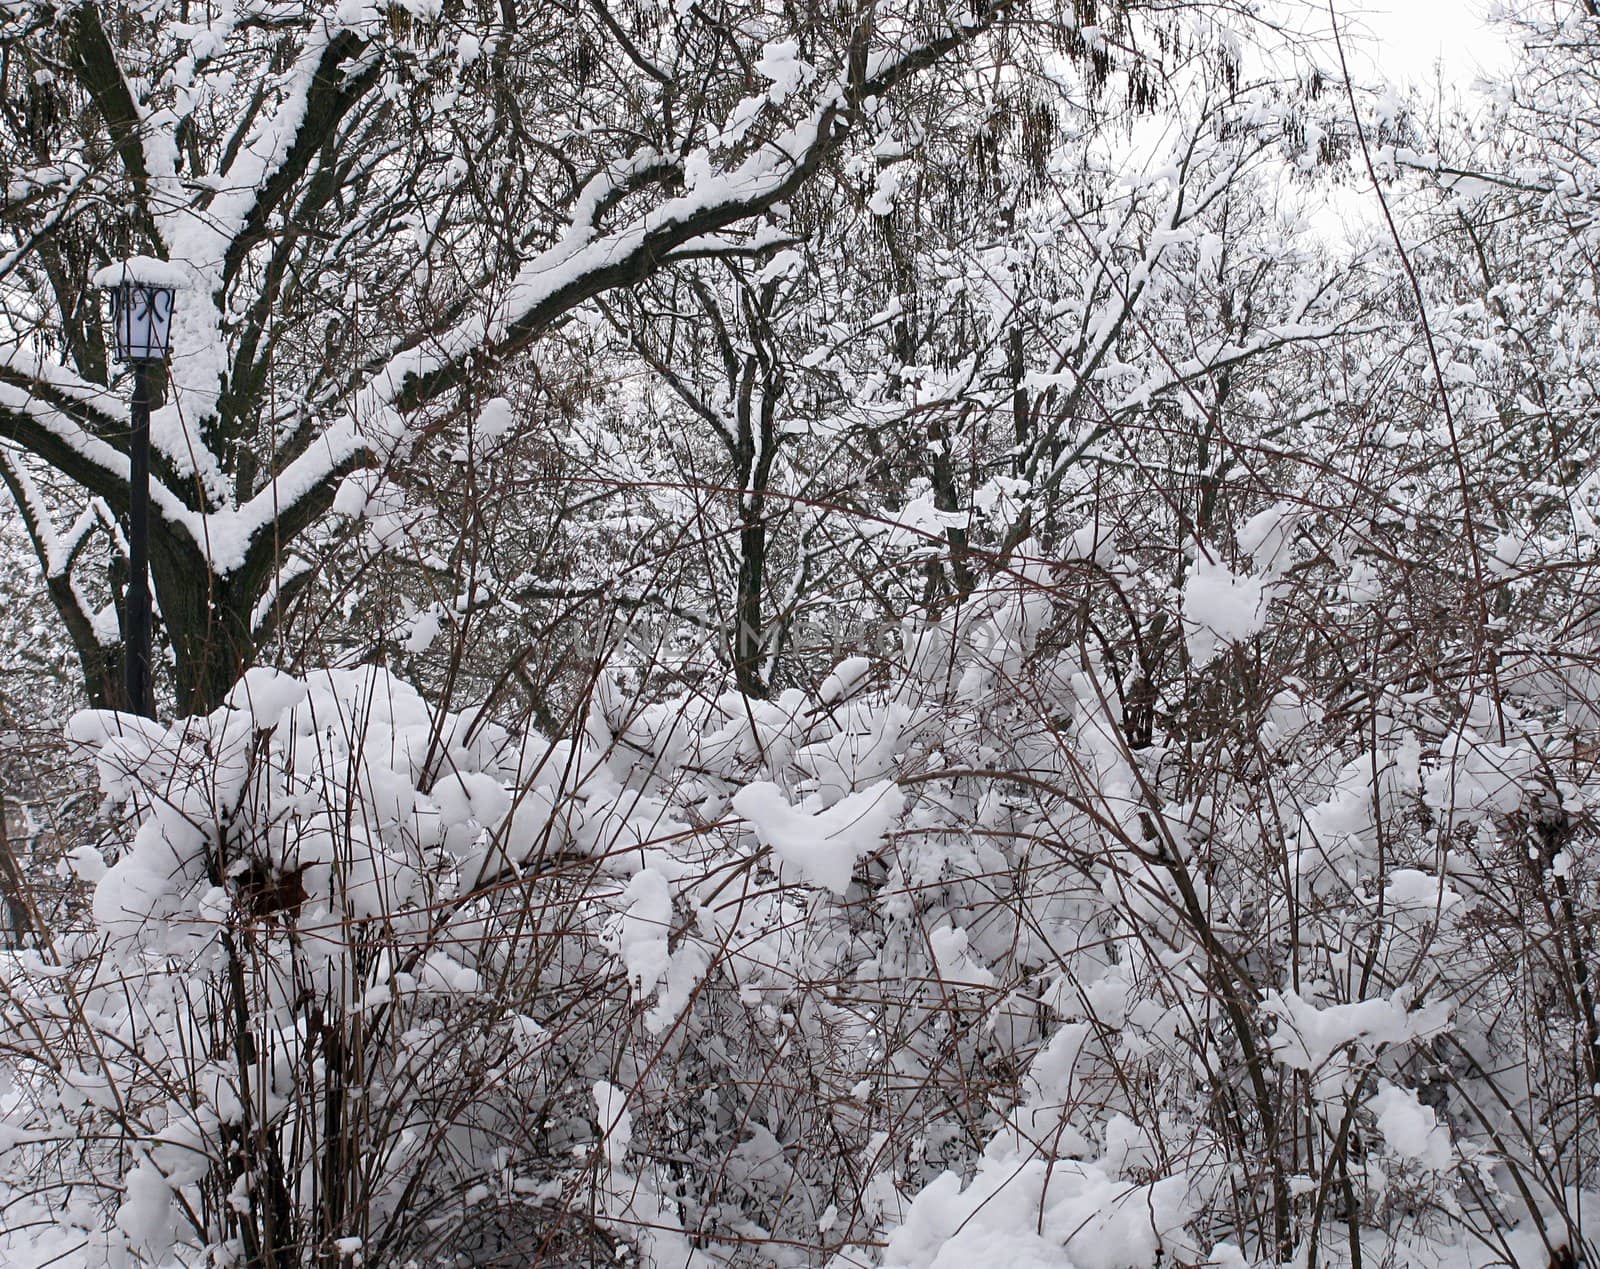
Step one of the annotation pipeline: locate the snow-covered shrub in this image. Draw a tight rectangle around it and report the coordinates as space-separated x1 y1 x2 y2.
4 546 1600 1266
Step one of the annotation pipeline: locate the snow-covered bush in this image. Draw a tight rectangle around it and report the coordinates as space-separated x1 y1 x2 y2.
4 540 1598 1266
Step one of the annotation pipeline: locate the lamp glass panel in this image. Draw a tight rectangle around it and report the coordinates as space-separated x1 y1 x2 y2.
111 283 175 362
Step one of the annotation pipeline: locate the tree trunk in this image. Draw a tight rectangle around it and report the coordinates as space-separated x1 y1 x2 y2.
150 535 257 716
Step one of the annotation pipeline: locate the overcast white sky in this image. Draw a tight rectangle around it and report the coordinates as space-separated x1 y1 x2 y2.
1320 0 1514 86
1360 0 1513 82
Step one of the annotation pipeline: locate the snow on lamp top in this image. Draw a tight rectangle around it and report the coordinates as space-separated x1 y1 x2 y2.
93 256 187 363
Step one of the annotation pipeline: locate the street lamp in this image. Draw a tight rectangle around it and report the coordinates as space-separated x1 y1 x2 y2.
94 257 182 718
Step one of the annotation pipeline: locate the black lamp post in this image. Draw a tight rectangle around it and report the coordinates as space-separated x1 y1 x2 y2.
97 261 178 718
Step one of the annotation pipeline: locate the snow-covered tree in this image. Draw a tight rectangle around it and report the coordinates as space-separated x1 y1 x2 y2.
0 0 1045 713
